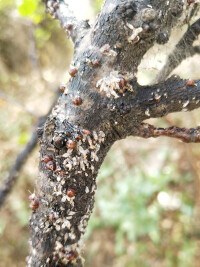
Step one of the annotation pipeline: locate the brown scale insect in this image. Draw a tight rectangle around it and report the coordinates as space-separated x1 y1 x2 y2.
60 84 66 92
65 23 73 30
67 188 75 198
66 250 78 261
66 139 76 149
119 77 126 89
186 79 195 86
29 194 39 211
54 135 65 149
74 133 83 141
73 96 82 106
49 213 56 222
46 161 56 171
69 67 78 77
82 129 91 135
187 0 195 4
42 155 52 163
118 77 127 94
91 59 101 67
154 94 161 102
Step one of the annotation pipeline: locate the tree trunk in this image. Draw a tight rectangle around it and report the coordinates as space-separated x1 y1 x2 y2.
28 0 200 266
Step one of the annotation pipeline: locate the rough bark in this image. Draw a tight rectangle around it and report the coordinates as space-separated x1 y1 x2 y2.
28 1 200 266
156 18 200 82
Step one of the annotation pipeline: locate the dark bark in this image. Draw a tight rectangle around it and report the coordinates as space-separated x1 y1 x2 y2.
28 1 200 266
156 18 200 82
138 123 200 143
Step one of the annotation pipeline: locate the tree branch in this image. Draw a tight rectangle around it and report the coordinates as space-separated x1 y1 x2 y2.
137 77 200 121
0 92 60 209
156 18 200 82
138 123 200 143
28 1 200 266
108 76 200 138
0 121 40 209
44 0 90 43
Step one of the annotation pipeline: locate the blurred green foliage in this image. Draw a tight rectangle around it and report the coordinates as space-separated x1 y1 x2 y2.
85 139 199 266
17 0 43 23
0 0 14 9
93 0 103 13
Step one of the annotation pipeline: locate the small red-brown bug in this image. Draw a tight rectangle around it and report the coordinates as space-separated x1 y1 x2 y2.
65 23 73 31
187 0 195 4
54 135 65 149
29 201 39 211
60 171 66 176
42 155 52 163
66 140 76 149
73 96 82 106
49 213 56 221
29 194 39 211
82 129 91 135
67 188 75 198
91 59 101 67
60 84 66 92
46 161 56 171
186 79 195 86
74 133 83 141
154 93 161 102
69 67 78 77
66 250 78 261
119 77 126 89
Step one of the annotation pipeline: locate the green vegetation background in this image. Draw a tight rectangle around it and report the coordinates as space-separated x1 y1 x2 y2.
0 1 200 266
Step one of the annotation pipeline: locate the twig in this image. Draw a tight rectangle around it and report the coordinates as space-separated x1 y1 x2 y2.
0 120 41 208
156 18 200 82
0 92 60 209
138 123 200 143
44 0 90 43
